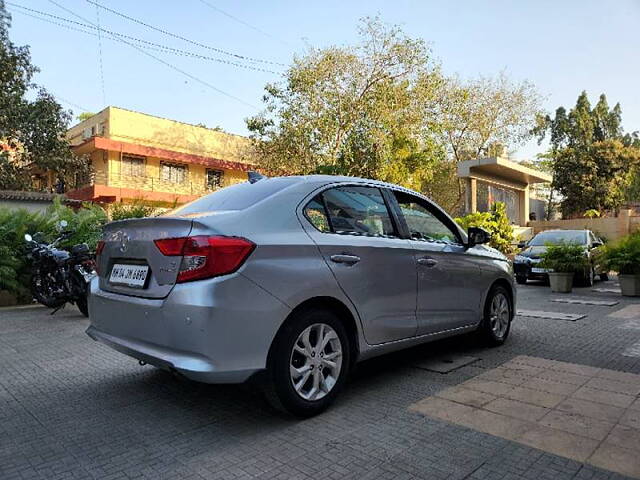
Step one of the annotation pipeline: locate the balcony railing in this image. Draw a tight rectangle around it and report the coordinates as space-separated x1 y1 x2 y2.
80 171 227 197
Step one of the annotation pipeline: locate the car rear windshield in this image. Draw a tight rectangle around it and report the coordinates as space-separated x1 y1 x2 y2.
529 231 587 246
163 177 300 216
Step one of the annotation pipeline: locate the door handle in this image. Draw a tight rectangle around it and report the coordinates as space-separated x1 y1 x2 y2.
417 257 438 267
330 254 361 265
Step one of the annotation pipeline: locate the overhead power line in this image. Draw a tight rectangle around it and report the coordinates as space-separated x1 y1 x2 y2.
196 0 289 47
86 0 285 67
34 0 259 109
7 3 280 74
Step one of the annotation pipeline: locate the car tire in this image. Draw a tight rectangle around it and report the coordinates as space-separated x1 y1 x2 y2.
265 307 351 417
515 275 527 285
480 285 513 346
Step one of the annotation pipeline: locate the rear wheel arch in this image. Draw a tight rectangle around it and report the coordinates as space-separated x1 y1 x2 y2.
268 296 360 368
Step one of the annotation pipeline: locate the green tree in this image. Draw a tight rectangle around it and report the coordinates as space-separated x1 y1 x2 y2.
77 112 96 122
0 1 89 191
246 17 445 184
436 73 542 211
534 92 640 217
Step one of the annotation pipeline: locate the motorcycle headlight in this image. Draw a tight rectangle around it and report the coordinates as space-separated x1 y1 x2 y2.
514 254 527 263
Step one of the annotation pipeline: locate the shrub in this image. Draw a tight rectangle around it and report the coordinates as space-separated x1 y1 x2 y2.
600 232 640 275
0 197 108 299
455 202 514 254
539 242 588 273
110 199 156 221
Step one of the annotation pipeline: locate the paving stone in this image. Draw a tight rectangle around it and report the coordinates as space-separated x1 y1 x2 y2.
605 424 640 453
521 377 582 396
589 443 640 479
572 386 636 409
556 398 626 424
538 410 615 441
435 386 497 408
503 386 566 409
474 367 531 386
608 304 640 319
584 377 640 396
483 397 549 422
619 409 640 430
516 310 586 321
413 354 479 373
517 425 599 462
461 379 516 396
551 298 619 307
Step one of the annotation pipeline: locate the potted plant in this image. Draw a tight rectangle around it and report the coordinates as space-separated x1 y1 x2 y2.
600 232 640 296
539 243 588 293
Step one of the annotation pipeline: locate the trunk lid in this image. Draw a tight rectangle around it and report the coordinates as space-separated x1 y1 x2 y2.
99 217 195 298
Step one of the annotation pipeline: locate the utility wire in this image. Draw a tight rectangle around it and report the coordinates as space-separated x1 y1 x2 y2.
50 92 91 113
196 0 289 47
10 2 259 109
94 2 106 105
8 3 280 74
86 0 285 67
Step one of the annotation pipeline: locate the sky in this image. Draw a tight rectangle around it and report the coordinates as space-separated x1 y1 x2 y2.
5 0 640 160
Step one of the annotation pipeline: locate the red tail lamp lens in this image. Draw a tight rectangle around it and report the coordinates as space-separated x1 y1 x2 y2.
154 236 255 283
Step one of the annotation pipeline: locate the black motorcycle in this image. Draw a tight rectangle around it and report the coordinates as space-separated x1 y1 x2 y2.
24 221 96 317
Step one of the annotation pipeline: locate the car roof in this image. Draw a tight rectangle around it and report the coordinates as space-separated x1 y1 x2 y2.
273 174 423 196
536 229 590 233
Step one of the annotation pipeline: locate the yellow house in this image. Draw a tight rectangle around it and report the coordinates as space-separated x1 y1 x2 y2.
65 107 254 205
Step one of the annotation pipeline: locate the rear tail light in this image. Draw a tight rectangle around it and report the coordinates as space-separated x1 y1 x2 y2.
95 240 105 274
154 235 255 283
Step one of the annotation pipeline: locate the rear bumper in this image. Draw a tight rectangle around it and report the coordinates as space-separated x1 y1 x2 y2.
87 274 291 384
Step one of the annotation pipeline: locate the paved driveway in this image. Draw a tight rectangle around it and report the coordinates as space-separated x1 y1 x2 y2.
1 278 639 480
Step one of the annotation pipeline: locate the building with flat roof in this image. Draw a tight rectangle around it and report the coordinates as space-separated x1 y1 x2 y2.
62 107 254 205
457 155 552 226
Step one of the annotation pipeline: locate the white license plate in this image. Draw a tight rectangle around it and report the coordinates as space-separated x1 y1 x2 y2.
109 264 149 287
531 267 550 273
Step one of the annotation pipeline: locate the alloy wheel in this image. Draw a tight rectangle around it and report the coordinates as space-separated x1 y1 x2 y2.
289 323 343 401
490 292 510 338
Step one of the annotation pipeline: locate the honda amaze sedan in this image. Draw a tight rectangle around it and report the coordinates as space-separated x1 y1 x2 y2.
88 175 515 417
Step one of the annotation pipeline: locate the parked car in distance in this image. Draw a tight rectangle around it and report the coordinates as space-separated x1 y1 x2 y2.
513 229 607 286
87 175 516 417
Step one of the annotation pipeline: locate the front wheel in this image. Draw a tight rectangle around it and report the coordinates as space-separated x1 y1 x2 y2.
265 308 350 417
480 285 513 346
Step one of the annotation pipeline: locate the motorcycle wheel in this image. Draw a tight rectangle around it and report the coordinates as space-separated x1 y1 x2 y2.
31 272 65 309
76 296 89 317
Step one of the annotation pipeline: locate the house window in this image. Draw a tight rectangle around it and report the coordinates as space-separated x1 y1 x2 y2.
121 155 145 177
161 162 188 184
206 169 224 189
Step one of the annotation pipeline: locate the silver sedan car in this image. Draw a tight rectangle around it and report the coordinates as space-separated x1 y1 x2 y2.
88 175 515 416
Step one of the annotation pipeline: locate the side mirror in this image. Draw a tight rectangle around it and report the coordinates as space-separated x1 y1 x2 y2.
517 241 526 249
24 234 33 242
591 241 603 249
467 227 491 248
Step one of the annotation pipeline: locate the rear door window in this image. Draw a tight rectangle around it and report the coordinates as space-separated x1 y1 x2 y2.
319 186 396 237
303 196 331 232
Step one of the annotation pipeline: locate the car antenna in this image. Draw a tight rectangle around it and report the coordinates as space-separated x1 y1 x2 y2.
248 171 267 184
